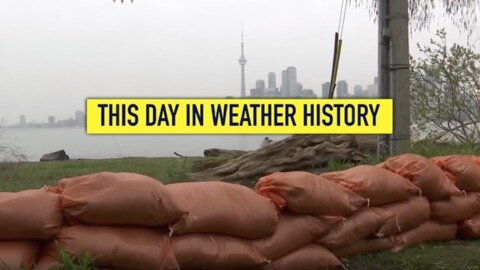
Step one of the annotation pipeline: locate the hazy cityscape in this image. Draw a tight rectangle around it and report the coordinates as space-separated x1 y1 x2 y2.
8 111 85 128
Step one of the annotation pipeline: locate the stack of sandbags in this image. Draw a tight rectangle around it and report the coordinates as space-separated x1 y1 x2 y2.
431 155 480 241
37 172 183 270
376 154 462 251
254 171 364 269
319 165 426 257
166 181 278 270
0 189 63 268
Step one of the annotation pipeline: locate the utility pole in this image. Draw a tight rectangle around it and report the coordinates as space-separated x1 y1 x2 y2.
378 0 411 156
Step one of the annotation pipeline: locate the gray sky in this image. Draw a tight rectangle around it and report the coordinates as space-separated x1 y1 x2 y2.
0 0 475 124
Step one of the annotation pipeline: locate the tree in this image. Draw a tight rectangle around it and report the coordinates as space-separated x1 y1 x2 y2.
352 0 479 35
411 29 480 143
0 126 25 162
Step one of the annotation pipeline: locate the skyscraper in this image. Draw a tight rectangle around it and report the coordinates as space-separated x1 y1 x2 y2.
337 80 349 98
322 82 331 98
281 70 288 97
354 85 363 96
268 72 276 89
256 80 265 91
238 29 247 97
286 67 297 97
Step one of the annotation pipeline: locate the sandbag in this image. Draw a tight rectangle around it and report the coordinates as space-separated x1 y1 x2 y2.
167 181 277 239
0 189 63 240
381 154 461 200
58 172 184 226
35 255 61 270
377 196 431 237
458 213 480 239
431 155 480 192
430 193 480 223
318 207 395 250
392 221 457 252
0 241 40 269
322 165 420 206
48 225 179 270
172 234 266 270
253 213 342 260
333 238 393 258
260 244 342 270
255 171 366 217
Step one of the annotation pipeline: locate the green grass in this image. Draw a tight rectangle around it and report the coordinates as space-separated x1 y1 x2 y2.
0 157 200 192
344 240 480 270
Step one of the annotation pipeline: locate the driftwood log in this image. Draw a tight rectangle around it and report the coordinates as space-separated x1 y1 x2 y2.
203 148 249 157
190 135 377 183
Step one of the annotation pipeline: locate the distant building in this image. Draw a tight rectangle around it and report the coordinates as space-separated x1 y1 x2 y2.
354 85 362 96
250 88 264 97
48 116 56 126
281 70 289 97
75 111 85 126
19 115 26 126
268 72 276 89
322 82 330 98
249 67 315 98
366 83 378 97
300 89 317 98
337 80 349 98
296 82 303 96
286 67 297 97
264 88 281 97
366 76 379 97
256 80 265 91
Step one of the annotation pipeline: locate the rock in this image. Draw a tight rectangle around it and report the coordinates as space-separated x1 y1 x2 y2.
40 150 69 162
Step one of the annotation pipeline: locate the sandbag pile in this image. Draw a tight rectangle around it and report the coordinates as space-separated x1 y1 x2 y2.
3 154 480 269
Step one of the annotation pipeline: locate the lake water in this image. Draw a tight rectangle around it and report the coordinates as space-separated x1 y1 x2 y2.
1 127 287 161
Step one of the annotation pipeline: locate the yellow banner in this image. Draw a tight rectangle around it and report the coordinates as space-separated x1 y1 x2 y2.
86 98 393 134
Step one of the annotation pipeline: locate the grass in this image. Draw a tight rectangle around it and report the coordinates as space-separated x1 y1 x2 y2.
344 240 480 270
2 142 480 269
0 157 200 192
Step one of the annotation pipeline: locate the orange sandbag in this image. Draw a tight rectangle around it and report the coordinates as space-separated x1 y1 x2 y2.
333 238 393 258
0 241 40 269
167 181 277 239
255 171 367 217
47 225 179 270
260 244 342 270
392 221 457 252
173 234 267 270
253 213 342 260
0 189 62 240
58 172 184 226
377 196 431 237
35 255 61 270
430 193 480 223
322 165 421 206
458 213 480 239
431 155 480 192
381 154 461 200
318 207 395 250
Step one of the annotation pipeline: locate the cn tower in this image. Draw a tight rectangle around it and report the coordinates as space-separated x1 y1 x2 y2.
239 29 247 97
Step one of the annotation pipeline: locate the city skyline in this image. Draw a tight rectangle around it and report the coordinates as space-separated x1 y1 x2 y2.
9 111 86 128
0 0 469 124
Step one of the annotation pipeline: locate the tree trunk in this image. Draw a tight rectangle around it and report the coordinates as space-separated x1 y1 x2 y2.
190 135 376 184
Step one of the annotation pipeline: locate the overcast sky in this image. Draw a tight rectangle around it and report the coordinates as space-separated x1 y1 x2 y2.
0 0 476 124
